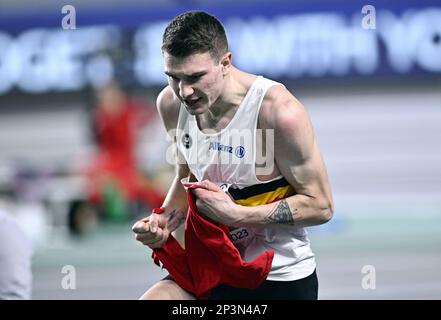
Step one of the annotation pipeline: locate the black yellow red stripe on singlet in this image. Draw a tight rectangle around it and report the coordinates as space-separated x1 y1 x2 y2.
228 177 295 206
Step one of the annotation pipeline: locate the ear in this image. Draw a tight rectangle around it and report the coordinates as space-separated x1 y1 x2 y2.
220 52 232 75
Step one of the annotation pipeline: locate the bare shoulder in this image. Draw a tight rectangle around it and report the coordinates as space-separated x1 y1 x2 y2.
259 84 312 136
156 85 181 133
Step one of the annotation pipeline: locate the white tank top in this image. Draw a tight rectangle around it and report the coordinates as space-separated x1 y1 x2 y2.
176 76 316 281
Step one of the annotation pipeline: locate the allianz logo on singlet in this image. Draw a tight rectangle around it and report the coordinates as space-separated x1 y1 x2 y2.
172 128 275 175
208 142 245 158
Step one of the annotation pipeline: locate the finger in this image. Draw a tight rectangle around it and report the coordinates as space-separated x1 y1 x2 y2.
132 220 150 234
136 228 161 243
199 180 222 192
131 220 140 231
184 180 211 191
149 218 158 233
191 187 208 198
137 228 164 246
148 230 168 249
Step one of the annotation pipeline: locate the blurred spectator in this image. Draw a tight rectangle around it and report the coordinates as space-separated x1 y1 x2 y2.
70 80 165 234
0 208 32 300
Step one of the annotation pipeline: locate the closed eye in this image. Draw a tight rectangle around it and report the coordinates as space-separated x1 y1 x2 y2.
164 72 206 83
187 75 203 82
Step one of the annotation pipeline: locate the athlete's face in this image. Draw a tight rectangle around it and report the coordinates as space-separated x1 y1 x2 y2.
163 51 229 115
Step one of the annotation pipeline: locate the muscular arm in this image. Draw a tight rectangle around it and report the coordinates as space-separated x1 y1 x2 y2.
156 86 190 233
237 88 334 228
132 87 189 248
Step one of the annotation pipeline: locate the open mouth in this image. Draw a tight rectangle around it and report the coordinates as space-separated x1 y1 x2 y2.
185 97 202 107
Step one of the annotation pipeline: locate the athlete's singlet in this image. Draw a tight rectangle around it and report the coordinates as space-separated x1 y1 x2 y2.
176 76 316 281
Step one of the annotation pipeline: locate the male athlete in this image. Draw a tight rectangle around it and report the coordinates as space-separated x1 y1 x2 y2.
132 11 334 300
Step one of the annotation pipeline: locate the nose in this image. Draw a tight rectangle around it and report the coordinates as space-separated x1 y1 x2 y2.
179 81 194 99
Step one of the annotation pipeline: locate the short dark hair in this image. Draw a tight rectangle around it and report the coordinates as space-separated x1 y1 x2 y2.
162 11 228 62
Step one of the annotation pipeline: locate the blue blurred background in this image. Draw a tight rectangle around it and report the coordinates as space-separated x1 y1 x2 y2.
0 0 440 299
